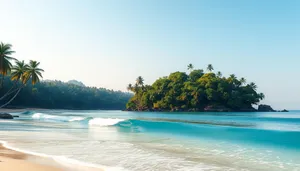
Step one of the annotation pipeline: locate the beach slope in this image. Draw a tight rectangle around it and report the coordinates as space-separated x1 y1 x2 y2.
0 145 63 171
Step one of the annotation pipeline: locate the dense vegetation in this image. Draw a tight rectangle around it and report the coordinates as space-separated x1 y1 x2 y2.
126 64 265 112
0 42 46 108
0 77 132 109
0 42 131 110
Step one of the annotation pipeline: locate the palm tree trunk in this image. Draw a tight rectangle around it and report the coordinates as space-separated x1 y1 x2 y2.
0 87 19 101
0 87 22 109
0 75 3 89
0 81 18 100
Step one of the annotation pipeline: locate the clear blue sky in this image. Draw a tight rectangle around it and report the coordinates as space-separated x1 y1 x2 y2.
0 0 299 109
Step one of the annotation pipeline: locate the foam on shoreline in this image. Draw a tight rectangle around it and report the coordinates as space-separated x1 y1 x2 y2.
0 140 126 171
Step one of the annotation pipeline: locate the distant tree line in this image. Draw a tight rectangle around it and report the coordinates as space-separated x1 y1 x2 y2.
0 77 132 109
0 42 132 110
126 64 265 112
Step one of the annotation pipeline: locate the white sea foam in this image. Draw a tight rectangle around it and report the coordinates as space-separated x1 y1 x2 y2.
88 118 125 126
0 140 127 171
69 117 86 122
32 113 85 122
31 113 125 127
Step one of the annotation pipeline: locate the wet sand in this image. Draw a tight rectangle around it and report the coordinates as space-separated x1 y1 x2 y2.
0 145 63 171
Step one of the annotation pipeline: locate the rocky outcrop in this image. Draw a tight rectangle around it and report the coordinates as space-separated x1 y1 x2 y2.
257 104 275 112
280 109 289 112
204 105 231 112
0 113 14 119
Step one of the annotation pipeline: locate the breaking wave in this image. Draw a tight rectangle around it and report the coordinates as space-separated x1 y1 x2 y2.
31 113 125 127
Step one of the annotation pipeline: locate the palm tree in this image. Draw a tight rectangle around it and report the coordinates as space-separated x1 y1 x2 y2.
0 42 16 88
217 71 222 78
249 82 257 90
0 60 28 100
187 63 194 72
207 64 214 72
11 60 29 82
127 83 133 92
23 60 44 85
136 76 144 86
259 93 265 100
229 74 236 79
0 60 44 108
240 77 246 85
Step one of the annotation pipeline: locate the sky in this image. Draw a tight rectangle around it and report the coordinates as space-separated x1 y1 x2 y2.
0 0 299 109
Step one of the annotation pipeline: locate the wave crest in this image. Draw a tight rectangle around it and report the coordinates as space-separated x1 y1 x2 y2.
89 118 125 126
31 113 125 127
32 113 85 122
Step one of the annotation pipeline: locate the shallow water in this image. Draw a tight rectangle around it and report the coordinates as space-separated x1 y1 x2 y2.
1 110 300 171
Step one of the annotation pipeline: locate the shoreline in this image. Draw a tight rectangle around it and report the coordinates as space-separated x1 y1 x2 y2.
0 108 47 113
0 144 64 171
0 141 104 171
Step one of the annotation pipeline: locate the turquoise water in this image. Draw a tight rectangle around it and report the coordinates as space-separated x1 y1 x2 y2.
1 110 300 171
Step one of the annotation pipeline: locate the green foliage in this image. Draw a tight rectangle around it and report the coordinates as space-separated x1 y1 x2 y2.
0 42 131 109
127 64 264 111
0 42 15 75
187 63 194 71
0 42 16 87
0 77 132 109
67 80 86 87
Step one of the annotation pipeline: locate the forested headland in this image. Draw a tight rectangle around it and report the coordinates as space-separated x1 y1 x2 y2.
126 64 265 112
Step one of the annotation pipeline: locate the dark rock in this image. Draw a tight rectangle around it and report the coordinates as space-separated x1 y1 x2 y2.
281 109 289 112
257 104 275 112
204 105 231 112
0 113 14 119
13 115 19 118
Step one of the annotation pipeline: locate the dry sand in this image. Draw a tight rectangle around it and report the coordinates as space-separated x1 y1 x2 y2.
0 145 63 171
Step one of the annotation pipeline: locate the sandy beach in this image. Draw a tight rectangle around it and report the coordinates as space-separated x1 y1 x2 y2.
0 145 63 171
0 108 65 170
0 109 105 171
0 144 106 171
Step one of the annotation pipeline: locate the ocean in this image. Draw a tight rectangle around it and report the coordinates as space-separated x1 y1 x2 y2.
0 110 300 171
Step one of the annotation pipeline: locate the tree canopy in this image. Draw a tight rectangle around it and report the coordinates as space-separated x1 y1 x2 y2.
126 64 264 112
0 42 131 110
0 77 132 109
0 42 45 108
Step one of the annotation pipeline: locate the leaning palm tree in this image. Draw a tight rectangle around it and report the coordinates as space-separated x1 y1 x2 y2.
23 60 44 85
136 76 144 86
187 63 194 72
0 42 16 88
0 60 44 108
207 64 214 72
11 60 29 82
0 60 28 100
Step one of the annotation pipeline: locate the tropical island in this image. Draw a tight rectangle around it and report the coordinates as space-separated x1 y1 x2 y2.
0 42 131 110
126 64 283 112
